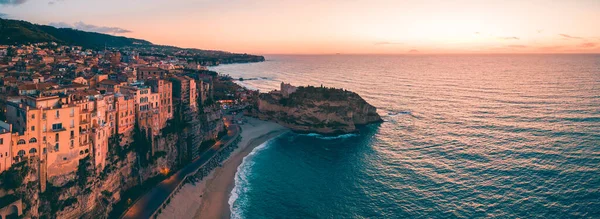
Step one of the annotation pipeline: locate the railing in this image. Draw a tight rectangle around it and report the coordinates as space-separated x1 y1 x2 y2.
51 128 66 132
123 125 241 219
147 134 242 219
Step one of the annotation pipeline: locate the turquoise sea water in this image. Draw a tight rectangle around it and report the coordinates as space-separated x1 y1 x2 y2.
211 55 600 218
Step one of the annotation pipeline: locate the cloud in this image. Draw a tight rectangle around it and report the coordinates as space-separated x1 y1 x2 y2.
507 45 527 48
0 0 27 5
408 49 420 53
579 42 596 48
474 32 480 35
49 21 132 34
559 34 583 40
374 41 403 46
538 45 565 51
498 36 520 40
0 12 9 18
48 0 64 5
536 29 543 34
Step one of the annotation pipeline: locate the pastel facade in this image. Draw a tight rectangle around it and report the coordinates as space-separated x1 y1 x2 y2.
146 79 174 129
115 94 135 145
5 96 86 178
137 67 167 80
0 121 13 173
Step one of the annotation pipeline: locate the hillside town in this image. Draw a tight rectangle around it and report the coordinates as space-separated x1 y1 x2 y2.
0 42 257 218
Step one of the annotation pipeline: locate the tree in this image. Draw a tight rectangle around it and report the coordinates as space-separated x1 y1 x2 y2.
77 156 91 189
132 120 151 166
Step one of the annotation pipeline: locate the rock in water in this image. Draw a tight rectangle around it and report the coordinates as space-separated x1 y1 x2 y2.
253 83 382 134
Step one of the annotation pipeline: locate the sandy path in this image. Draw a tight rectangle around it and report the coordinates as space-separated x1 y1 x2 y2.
158 117 287 219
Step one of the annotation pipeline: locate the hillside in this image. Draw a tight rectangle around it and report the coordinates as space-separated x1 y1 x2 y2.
0 18 151 48
0 18 265 63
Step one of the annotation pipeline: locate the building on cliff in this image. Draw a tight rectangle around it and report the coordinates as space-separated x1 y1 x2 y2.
0 121 13 173
169 75 197 112
137 67 167 80
280 82 297 98
5 95 87 180
146 79 174 128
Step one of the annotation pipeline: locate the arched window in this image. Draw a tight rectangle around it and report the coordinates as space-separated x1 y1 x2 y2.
29 138 37 143
17 150 26 157
54 143 59 151
17 139 26 145
29 148 37 154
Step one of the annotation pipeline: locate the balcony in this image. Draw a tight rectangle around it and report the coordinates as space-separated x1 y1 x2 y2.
51 128 66 132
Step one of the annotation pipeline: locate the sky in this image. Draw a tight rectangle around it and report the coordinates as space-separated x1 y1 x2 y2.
1 0 600 54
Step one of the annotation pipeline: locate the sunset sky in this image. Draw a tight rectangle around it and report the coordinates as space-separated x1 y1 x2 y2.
1 0 599 54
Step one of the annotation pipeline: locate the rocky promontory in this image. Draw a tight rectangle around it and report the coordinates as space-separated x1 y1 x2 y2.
250 83 382 134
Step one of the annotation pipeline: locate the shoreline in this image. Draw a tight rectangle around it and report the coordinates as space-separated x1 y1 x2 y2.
157 117 287 219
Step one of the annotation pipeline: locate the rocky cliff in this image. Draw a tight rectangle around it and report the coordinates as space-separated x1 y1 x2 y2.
252 85 382 134
0 105 226 219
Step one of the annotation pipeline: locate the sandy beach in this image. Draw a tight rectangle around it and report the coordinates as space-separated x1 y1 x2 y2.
157 117 287 219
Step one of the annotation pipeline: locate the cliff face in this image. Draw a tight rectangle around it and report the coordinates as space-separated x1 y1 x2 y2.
0 105 226 219
254 86 382 134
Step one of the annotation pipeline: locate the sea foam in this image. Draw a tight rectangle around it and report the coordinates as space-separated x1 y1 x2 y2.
303 133 359 140
229 140 275 219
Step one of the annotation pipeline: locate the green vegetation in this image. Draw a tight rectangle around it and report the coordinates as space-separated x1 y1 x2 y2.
41 180 77 215
131 121 152 167
0 161 29 190
77 155 92 189
108 133 127 161
0 18 265 64
0 18 151 48
0 194 19 208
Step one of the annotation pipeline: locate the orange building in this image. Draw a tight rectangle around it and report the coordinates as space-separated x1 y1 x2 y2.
0 121 13 173
137 67 167 80
146 79 174 128
115 93 135 145
5 95 85 178
121 83 155 136
170 76 197 112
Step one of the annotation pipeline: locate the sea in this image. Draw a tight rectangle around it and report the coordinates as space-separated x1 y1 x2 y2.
210 55 600 218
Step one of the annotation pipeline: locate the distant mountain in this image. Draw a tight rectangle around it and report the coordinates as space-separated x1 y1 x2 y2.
0 18 152 48
0 18 265 64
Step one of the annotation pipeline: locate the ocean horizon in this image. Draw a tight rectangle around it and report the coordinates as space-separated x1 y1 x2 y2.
211 54 600 218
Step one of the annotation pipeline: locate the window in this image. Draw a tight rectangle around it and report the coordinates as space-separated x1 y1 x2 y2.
31 126 35 131
55 143 59 151
70 108 75 117
55 133 59 141
0 138 3 144
70 120 74 128
52 123 63 130
70 130 74 139
31 114 35 119
17 139 26 145
43 136 46 142
42 112 46 119
56 110 60 118
43 125 46 132
29 138 37 143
